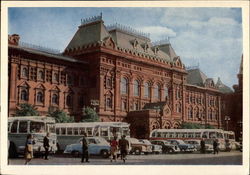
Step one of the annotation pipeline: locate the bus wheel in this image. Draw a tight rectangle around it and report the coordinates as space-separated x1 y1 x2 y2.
9 142 18 158
101 150 109 158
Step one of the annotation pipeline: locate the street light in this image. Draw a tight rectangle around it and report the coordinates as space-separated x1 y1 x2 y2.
224 116 231 131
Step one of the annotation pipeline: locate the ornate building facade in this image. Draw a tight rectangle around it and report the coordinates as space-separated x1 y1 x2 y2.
8 15 229 137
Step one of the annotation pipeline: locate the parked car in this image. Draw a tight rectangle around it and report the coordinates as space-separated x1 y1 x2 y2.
127 138 152 155
139 139 162 154
184 140 213 153
167 139 196 152
64 137 110 158
150 140 180 154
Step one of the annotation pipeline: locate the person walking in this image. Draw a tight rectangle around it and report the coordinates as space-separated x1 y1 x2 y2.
81 132 89 163
24 134 34 165
118 135 129 163
43 133 50 160
200 139 205 154
110 136 118 162
213 139 219 154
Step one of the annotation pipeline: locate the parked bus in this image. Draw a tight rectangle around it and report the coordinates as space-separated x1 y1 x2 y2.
149 129 236 151
8 116 57 158
55 122 130 151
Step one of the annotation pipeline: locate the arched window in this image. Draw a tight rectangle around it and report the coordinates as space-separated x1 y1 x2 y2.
21 90 28 101
120 77 128 95
38 70 44 80
106 97 112 108
53 73 59 82
22 67 28 78
144 82 150 98
37 92 43 103
133 80 140 96
188 108 193 119
154 84 161 100
52 94 58 105
66 95 73 106
164 86 169 99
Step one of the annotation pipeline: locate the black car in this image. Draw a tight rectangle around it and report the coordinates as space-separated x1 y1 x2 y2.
150 140 180 154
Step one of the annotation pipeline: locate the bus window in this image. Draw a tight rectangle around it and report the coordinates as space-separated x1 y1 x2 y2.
209 132 216 138
11 121 18 133
86 128 93 136
73 128 79 135
157 132 161 137
67 128 73 135
182 132 187 138
195 132 201 138
202 132 208 138
79 128 85 135
47 124 55 133
61 128 66 135
217 132 223 138
229 134 235 140
100 127 108 137
169 132 173 138
188 133 193 138
56 128 60 135
19 121 28 133
30 122 45 133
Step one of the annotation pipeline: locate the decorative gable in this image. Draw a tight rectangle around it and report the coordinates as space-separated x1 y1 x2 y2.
173 56 184 68
35 83 46 90
50 86 60 92
103 36 116 49
17 81 30 88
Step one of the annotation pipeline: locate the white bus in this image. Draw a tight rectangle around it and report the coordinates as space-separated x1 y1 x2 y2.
149 129 237 151
8 116 57 158
55 122 130 151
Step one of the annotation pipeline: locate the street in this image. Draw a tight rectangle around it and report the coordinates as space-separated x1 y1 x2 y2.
9 151 242 165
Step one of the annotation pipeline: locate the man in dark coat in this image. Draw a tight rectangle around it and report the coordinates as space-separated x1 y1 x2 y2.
200 139 205 154
43 133 50 160
118 135 129 163
213 139 219 154
81 132 89 163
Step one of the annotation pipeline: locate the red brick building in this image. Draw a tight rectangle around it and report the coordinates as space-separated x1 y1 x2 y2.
8 15 231 137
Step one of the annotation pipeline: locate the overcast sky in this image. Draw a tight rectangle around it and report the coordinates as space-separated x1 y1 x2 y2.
8 7 242 88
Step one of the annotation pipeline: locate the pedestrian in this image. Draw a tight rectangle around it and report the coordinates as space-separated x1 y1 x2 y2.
213 139 219 154
118 135 129 163
200 138 205 154
110 136 118 162
43 133 50 160
24 134 34 165
81 132 89 163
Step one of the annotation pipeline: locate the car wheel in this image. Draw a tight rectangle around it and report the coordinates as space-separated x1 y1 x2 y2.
168 149 174 154
71 151 80 157
101 150 109 158
134 148 141 155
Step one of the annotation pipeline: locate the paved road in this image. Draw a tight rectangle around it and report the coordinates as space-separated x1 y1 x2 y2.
9 151 242 165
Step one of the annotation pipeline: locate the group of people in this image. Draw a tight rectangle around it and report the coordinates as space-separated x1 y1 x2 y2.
24 133 50 165
80 133 129 163
200 138 219 154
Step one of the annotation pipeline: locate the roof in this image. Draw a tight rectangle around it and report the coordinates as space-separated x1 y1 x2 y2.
143 102 167 110
216 77 233 94
186 68 208 87
9 44 86 64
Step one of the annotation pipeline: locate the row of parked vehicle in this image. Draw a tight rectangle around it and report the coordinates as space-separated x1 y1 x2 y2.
63 137 220 158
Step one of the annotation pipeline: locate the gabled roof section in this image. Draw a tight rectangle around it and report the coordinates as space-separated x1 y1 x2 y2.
158 44 177 60
65 15 110 51
216 77 233 94
187 68 208 87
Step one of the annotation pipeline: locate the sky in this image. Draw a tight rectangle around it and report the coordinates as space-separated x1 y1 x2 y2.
8 7 243 88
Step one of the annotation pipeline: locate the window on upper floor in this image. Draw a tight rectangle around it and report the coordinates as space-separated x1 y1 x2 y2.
38 70 44 80
144 82 150 98
134 80 140 97
22 67 28 78
154 84 161 100
21 89 28 101
52 94 59 105
36 91 44 103
66 94 73 106
120 77 128 95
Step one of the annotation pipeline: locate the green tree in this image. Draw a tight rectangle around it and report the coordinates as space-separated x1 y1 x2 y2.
181 122 215 129
48 106 74 123
81 106 99 122
15 103 39 116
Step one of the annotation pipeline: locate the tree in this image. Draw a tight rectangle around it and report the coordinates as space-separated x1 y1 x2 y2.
181 122 215 129
81 106 99 122
48 106 74 123
15 103 39 116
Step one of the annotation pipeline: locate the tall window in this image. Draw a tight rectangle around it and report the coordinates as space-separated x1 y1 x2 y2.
37 92 44 103
144 82 150 98
66 95 73 106
38 70 44 80
154 84 160 100
188 108 193 119
52 94 59 105
121 77 128 95
164 86 168 99
122 100 127 111
21 90 28 101
134 80 140 96
53 73 59 82
106 97 112 108
22 67 28 78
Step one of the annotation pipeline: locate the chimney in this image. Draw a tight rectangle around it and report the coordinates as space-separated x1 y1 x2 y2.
8 34 20 46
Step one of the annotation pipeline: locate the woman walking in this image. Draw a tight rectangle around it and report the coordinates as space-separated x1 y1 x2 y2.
110 136 118 162
24 134 34 165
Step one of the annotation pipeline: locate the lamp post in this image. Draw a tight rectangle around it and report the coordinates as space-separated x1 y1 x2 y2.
224 116 231 131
